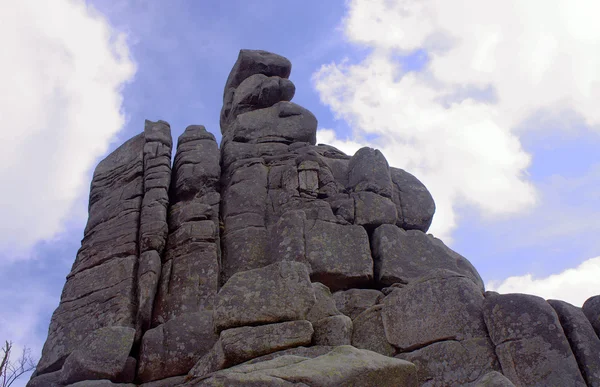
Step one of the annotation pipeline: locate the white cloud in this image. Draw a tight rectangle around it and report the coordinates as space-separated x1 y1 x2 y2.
487 256 600 307
0 0 136 257
313 0 600 241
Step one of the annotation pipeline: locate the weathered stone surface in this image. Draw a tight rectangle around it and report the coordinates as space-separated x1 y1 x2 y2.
473 371 515 387
170 125 220 202
548 299 600 386
305 282 341 323
221 50 292 132
153 125 221 324
223 50 292 95
139 375 187 387
305 220 373 291
190 320 314 377
138 312 218 383
221 321 314 366
352 305 395 357
226 74 295 125
229 101 317 144
153 243 219 324
60 327 135 385
352 191 397 227
214 261 316 332
268 210 306 264
243 346 335 365
187 346 418 387
348 147 393 198
26 370 62 387
312 315 352 346
221 227 269 283
382 274 487 350
37 254 137 376
372 224 484 289
333 288 384 320
35 132 148 377
222 162 268 218
77 133 145 274
483 293 586 387
65 381 136 387
397 338 500 386
138 120 172 253
390 167 435 232
136 250 162 341
583 295 600 337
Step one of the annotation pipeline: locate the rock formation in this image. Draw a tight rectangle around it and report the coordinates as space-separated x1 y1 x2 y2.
29 49 600 387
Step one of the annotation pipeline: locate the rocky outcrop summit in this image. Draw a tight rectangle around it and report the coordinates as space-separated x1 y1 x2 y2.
29 50 600 387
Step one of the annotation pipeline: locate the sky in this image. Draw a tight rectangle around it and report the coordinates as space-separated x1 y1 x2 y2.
1 0 599 384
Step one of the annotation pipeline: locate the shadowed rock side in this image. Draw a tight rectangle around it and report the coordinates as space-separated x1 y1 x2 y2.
31 49 600 387
31 121 173 384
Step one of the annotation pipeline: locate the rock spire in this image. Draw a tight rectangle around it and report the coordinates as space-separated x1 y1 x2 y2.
29 49 600 387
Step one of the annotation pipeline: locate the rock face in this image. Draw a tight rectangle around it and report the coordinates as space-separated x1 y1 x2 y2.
30 49 600 387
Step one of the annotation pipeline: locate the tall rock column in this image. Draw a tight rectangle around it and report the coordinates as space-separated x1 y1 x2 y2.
31 121 174 385
137 126 221 383
136 120 173 341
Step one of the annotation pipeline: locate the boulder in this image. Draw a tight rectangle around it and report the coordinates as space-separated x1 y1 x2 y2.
348 147 393 198
186 346 418 387
312 315 353 346
548 299 600 386
60 327 135 385
351 191 397 227
305 220 373 291
583 295 600 338
396 337 499 386
305 282 342 323
137 312 218 383
352 305 395 357
483 293 586 386
226 74 295 125
390 167 435 232
371 225 484 289
228 101 317 144
214 261 316 332
189 320 314 377
382 274 488 350
223 50 292 94
26 370 62 387
333 288 384 320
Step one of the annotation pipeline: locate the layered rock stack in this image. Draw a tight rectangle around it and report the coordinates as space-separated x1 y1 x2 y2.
29 50 600 387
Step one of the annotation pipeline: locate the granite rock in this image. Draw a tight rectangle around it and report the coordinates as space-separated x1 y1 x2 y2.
214 261 316 332
483 292 586 387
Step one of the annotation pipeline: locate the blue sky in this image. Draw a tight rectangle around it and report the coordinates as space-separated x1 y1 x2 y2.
1 1 599 384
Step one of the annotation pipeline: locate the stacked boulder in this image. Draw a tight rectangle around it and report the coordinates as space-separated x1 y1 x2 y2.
29 50 600 387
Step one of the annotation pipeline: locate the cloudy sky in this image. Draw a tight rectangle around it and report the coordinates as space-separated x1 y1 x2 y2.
1 0 599 383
